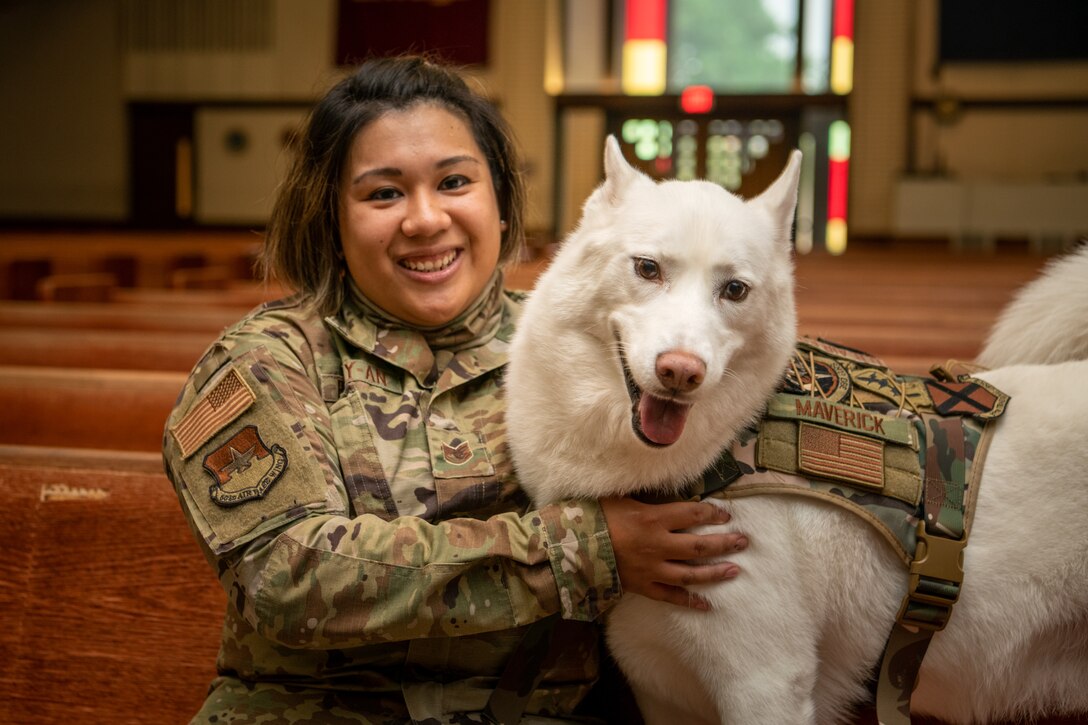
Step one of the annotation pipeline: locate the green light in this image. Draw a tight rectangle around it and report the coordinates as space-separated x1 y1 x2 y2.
828 120 851 161
621 118 661 161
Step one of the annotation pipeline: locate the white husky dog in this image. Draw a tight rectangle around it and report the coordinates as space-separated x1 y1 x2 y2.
505 137 1088 724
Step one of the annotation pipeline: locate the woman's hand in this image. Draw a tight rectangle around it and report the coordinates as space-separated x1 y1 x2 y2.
600 497 746 611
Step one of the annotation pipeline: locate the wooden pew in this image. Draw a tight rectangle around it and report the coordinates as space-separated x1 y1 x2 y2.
170 265 234 290
793 321 988 374
0 230 263 299
0 366 185 452
795 284 1021 307
0 300 240 334
35 272 118 302
0 328 212 372
0 445 223 723
112 282 285 309
796 303 999 328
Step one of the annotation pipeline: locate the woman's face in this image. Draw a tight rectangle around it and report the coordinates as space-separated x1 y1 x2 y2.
338 103 504 328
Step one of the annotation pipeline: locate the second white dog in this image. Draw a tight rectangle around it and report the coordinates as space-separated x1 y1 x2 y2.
506 138 1088 724
977 243 1088 368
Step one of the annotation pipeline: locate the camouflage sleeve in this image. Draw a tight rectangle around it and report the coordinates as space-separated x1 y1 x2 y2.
164 314 619 651
222 498 618 648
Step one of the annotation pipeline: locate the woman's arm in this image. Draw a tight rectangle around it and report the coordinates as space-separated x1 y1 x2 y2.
164 319 620 649
213 500 618 649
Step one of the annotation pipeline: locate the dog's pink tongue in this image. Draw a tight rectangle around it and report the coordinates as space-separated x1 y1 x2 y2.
639 395 691 446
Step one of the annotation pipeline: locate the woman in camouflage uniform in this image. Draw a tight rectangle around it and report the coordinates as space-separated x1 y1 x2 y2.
163 56 747 724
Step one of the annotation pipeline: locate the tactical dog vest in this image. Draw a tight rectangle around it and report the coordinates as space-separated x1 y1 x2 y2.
694 338 1010 724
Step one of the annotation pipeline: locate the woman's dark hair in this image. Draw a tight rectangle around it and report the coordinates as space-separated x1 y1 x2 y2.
262 55 526 316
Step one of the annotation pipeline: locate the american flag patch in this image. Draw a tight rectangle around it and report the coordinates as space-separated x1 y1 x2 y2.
171 368 255 459
798 423 884 489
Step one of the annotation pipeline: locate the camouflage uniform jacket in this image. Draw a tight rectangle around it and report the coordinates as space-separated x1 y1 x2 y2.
162 276 620 723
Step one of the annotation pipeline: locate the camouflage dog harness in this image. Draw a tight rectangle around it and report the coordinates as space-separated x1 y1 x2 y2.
695 337 1010 725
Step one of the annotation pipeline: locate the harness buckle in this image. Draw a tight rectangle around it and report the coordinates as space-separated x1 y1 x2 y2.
896 522 966 632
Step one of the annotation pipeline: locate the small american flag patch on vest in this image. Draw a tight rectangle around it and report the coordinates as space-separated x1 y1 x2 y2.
171 368 255 459
798 422 885 489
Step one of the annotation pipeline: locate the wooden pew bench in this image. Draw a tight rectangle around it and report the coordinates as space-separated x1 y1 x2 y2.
0 230 263 300
34 272 118 303
0 328 213 372
0 446 223 723
0 366 185 452
794 320 989 373
0 301 240 334
112 282 285 309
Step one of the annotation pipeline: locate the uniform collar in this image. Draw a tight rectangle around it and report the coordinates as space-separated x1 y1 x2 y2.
327 272 512 389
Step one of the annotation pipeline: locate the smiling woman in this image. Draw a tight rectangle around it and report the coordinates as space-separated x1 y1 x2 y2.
338 104 503 327
262 56 527 320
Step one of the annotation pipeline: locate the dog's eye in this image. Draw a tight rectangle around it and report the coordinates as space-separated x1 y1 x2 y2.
633 257 661 281
721 280 750 302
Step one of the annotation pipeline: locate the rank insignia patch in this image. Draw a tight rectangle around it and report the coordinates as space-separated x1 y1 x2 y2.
924 377 1009 420
442 438 473 465
203 425 288 507
172 368 255 459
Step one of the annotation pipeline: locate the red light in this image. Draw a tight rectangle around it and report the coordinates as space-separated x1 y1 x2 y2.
827 158 849 221
680 85 714 114
834 0 854 39
626 0 666 40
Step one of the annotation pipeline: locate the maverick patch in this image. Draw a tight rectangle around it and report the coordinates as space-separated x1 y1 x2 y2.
203 425 288 507
767 393 916 447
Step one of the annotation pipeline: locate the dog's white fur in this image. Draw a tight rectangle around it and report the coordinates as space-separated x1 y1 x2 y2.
977 244 1088 368
506 138 1088 724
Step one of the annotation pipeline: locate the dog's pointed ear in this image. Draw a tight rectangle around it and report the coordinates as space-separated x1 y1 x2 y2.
755 149 803 236
578 136 648 221
600 135 644 204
